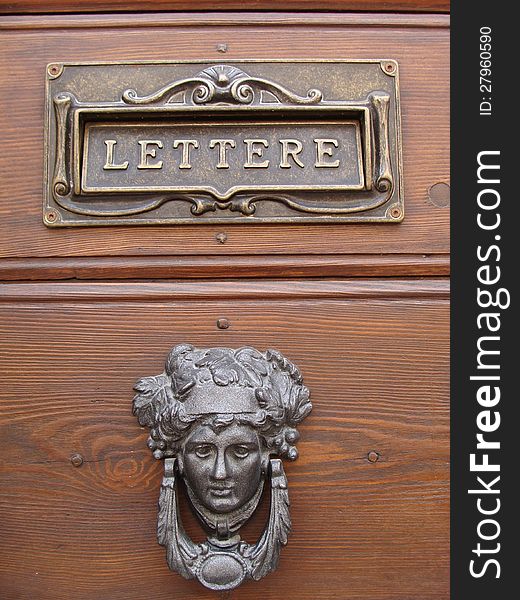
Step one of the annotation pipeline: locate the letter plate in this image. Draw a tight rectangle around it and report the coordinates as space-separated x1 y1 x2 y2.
44 61 403 226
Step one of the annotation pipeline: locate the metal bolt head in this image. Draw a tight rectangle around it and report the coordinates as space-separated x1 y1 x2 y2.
216 318 230 330
70 453 83 467
215 232 228 244
367 451 380 463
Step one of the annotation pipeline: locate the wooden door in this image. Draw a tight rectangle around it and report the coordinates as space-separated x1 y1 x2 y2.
0 3 449 599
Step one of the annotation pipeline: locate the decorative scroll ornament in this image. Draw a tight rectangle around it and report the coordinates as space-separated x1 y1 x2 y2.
122 64 323 106
133 345 312 591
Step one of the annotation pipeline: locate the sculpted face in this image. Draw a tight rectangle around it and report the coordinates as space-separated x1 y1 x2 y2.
133 344 312 590
181 421 263 514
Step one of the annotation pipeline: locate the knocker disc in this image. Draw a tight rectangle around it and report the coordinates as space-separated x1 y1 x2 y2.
197 552 247 591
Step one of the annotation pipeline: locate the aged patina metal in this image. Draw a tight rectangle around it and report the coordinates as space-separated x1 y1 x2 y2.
44 60 403 226
133 344 312 591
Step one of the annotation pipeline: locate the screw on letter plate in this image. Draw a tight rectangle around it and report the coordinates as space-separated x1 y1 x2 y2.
381 60 397 76
47 63 63 78
45 211 57 224
390 206 402 219
133 345 312 590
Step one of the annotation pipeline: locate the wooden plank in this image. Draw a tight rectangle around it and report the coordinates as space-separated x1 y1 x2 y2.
0 13 449 260
0 1 451 16
0 286 449 599
0 278 450 301
0 12 450 29
0 254 450 280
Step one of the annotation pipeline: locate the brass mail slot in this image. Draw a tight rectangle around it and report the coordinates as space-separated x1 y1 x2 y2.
44 61 403 226
82 121 365 198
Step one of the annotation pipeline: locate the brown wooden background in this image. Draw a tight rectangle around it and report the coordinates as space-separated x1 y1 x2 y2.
0 7 449 600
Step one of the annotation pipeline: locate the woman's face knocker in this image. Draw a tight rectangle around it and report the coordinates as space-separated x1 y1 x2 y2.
181 421 263 514
133 344 312 590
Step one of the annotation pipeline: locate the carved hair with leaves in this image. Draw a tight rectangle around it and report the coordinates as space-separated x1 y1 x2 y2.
133 344 312 461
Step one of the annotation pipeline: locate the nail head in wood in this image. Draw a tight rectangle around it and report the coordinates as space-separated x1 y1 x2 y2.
367 451 380 463
70 453 84 467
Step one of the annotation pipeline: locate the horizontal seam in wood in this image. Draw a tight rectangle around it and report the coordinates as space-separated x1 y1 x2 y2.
0 255 451 281
0 12 450 31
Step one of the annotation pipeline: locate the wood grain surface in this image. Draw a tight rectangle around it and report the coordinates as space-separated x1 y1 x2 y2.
0 1 451 16
0 280 449 600
0 278 450 301
0 12 449 265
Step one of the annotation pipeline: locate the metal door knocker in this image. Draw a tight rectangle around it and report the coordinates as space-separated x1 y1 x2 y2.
133 344 312 591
